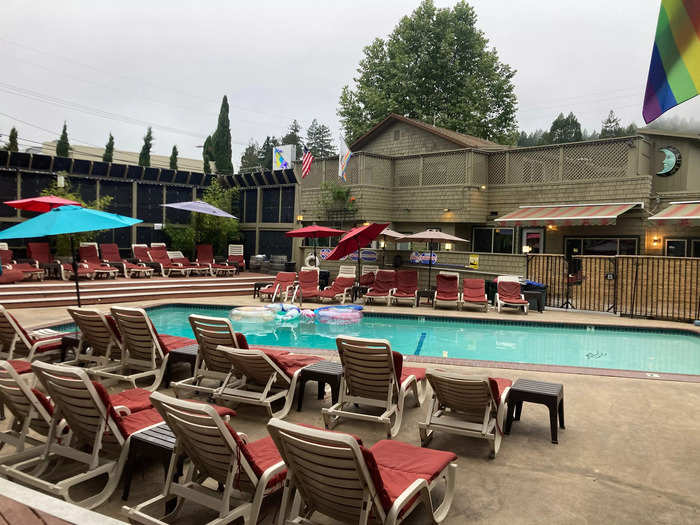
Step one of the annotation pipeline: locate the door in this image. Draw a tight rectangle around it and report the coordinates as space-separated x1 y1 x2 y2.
522 228 544 254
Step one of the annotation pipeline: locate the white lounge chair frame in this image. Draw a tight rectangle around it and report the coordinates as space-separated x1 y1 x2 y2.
338 264 357 278
64 307 122 369
0 361 158 509
419 370 510 458
495 284 529 315
322 336 425 438
213 347 301 419
89 306 170 391
433 272 461 310
171 315 242 399
0 305 63 362
268 418 456 525
123 392 286 525
0 361 69 467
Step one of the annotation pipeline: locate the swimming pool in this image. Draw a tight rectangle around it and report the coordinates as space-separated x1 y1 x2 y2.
138 304 700 376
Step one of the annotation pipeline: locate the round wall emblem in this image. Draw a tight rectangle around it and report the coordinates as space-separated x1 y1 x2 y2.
656 145 681 177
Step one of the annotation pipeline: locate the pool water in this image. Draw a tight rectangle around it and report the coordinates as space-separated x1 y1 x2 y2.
143 305 700 376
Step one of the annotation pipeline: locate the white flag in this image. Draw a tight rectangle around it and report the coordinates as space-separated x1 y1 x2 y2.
338 137 352 181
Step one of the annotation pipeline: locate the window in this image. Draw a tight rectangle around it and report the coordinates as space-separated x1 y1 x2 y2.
261 188 280 223
472 227 513 254
243 189 257 223
665 239 687 257
565 237 638 256
280 186 295 223
692 240 700 258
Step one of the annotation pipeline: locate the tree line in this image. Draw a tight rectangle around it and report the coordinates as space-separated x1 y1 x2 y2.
238 119 336 172
517 110 638 147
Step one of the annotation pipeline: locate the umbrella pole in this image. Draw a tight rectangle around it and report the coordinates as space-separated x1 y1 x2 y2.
428 247 433 290
70 235 82 308
356 240 361 285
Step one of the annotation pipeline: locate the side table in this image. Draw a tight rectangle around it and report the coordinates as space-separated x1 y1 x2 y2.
163 344 198 387
416 289 434 306
297 361 343 411
60 333 81 362
505 378 565 443
253 281 268 298
122 423 181 502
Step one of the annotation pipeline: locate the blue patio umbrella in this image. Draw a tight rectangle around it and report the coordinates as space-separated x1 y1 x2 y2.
0 205 142 306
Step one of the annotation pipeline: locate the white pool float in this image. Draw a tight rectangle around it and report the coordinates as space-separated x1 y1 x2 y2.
230 306 276 323
316 305 363 325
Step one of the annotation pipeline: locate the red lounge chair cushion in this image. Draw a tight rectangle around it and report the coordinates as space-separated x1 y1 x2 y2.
488 377 512 406
435 274 459 301
7 360 32 374
110 388 153 413
393 289 416 298
435 292 459 301
105 314 121 341
498 282 528 304
359 272 375 286
366 271 395 295
0 269 25 284
502 297 528 305
226 428 286 488
118 407 164 437
27 243 51 264
269 353 323 377
32 388 54 415
401 366 426 383
5 312 64 350
391 351 403 384
394 271 418 296
365 289 391 297
320 277 355 298
157 334 196 353
364 440 457 513
463 279 486 302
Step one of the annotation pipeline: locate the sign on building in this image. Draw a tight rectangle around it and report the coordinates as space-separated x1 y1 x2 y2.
272 144 296 171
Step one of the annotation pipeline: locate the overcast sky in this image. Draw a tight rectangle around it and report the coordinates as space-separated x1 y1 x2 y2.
1 0 698 170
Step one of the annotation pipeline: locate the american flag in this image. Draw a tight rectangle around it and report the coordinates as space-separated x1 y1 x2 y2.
301 146 314 178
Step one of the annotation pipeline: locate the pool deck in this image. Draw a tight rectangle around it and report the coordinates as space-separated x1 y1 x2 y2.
3 295 700 523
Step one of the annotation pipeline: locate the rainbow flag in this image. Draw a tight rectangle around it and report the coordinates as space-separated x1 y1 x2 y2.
643 0 700 123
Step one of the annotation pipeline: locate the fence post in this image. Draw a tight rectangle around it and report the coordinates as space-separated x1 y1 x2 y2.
612 257 618 314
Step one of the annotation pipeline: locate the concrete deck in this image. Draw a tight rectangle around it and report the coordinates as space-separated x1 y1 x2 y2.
2 294 700 523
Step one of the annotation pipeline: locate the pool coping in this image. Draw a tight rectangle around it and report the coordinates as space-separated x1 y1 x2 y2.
41 302 700 383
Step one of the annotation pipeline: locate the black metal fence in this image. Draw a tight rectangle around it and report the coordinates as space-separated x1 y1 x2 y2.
527 254 700 322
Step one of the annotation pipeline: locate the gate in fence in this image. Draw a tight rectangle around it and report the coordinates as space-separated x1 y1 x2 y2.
526 254 700 322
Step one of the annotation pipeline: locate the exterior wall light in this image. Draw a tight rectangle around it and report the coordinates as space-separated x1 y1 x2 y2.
522 245 532 254
296 214 304 222
547 224 558 231
444 242 453 251
652 237 660 246
480 185 486 190
362 221 370 226
443 208 450 212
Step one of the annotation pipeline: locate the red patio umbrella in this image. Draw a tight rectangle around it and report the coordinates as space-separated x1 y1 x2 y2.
326 222 390 280
286 225 346 265
5 195 82 213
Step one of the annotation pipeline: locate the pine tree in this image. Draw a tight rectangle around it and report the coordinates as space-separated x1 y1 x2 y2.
600 110 623 138
202 135 212 174
306 119 336 157
258 136 280 170
138 127 153 167
212 96 233 174
56 122 70 157
548 112 582 144
170 145 178 170
239 140 260 170
6 127 18 152
103 133 114 162
281 120 303 158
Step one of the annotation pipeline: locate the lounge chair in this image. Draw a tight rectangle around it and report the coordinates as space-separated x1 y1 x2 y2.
27 241 93 281
147 247 191 277
0 361 162 509
100 243 153 278
364 269 396 305
0 304 64 362
295 268 320 302
323 336 427 438
338 264 357 278
213 348 321 419
419 370 511 458
89 306 194 391
227 244 245 271
268 418 457 525
123 392 286 525
0 266 24 284
496 281 529 314
461 278 488 312
259 271 296 302
64 307 122 369
392 269 418 307
319 275 355 304
165 249 210 275
171 314 255 398
433 273 460 310
0 248 44 280
196 244 237 276
78 243 119 279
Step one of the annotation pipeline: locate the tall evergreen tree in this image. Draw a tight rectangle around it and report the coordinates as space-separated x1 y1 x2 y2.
600 110 623 138
239 140 260 170
202 135 212 174
281 120 303 158
548 112 582 144
258 136 280 170
103 133 114 162
56 122 70 157
211 96 233 174
170 145 178 170
138 127 153 167
306 119 336 157
6 127 18 152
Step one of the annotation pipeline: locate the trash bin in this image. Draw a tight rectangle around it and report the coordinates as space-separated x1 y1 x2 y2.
523 280 547 310
319 270 330 290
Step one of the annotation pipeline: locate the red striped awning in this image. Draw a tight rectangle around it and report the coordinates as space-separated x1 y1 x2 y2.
648 201 700 225
495 203 639 227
